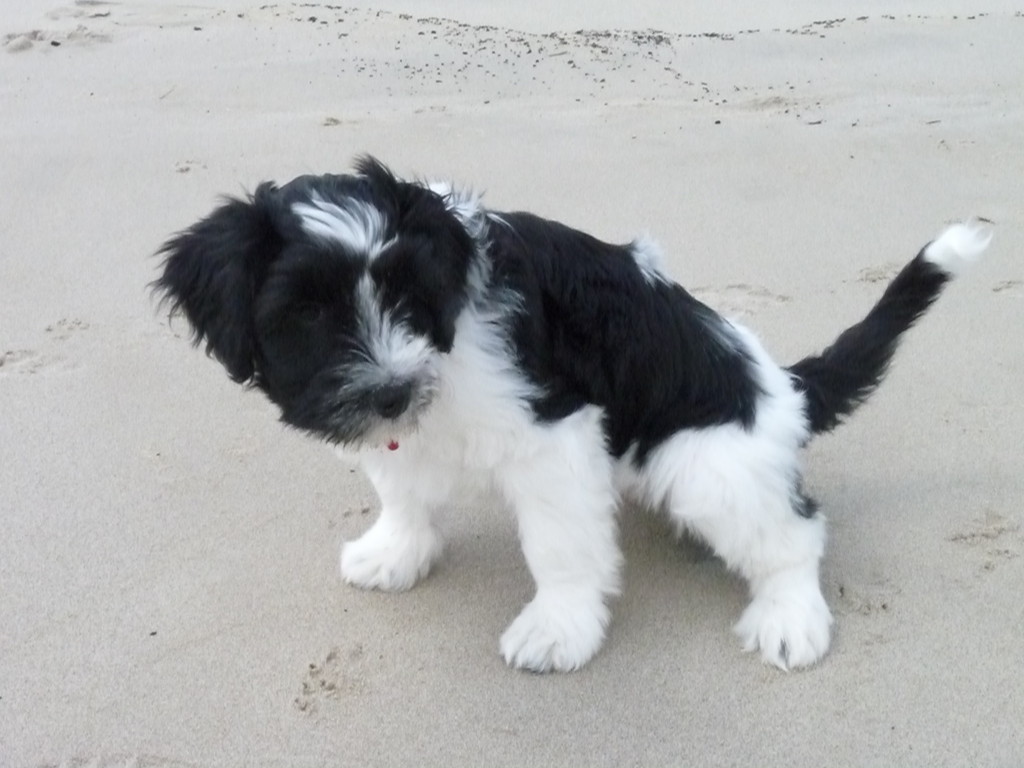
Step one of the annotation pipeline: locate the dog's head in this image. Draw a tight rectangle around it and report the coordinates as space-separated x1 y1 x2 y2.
154 157 479 448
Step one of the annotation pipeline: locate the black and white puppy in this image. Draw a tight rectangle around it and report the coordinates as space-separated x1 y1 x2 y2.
154 157 990 672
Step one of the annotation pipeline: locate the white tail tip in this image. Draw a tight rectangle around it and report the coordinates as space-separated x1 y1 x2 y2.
923 218 993 277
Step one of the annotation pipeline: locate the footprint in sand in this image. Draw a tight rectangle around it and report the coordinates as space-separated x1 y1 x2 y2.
4 1 114 52
174 159 207 174
0 318 89 377
832 579 900 618
992 279 1022 297
0 349 48 375
691 283 792 319
855 263 902 284
45 317 90 340
294 644 369 714
3 24 112 51
948 509 1021 574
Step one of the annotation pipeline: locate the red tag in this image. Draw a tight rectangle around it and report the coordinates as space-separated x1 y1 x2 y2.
387 440 399 451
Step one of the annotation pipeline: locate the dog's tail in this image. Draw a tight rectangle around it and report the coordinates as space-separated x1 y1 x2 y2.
787 219 992 435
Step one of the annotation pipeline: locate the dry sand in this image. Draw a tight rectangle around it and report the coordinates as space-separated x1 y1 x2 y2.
2 1 1023 765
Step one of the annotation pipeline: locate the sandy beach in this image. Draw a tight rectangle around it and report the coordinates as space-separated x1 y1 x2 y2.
2 1 1023 765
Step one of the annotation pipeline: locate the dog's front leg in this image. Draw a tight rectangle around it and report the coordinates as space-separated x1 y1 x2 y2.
340 448 454 592
495 407 622 672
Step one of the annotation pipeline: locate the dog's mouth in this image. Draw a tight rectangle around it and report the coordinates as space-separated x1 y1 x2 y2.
286 400 428 450
370 381 417 452
300 373 438 450
325 407 427 453
271 346 441 450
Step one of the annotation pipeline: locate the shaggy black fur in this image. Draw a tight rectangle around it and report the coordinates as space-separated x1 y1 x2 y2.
154 157 960 465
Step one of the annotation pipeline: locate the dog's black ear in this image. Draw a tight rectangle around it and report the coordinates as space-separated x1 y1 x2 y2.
353 154 400 197
153 183 281 383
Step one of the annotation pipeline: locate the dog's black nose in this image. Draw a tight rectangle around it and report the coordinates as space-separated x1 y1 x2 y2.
372 382 413 419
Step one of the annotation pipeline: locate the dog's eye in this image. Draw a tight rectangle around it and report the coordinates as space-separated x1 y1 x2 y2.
296 303 325 323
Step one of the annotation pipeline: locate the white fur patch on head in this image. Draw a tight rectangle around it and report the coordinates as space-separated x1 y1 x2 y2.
354 275 435 381
327 274 439 447
923 218 993 277
293 194 389 257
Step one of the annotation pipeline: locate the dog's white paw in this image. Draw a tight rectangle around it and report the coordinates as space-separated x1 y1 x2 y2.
500 589 609 673
734 571 833 670
340 518 443 592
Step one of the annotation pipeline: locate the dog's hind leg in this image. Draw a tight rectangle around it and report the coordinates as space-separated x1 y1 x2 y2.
645 421 832 670
730 515 832 671
340 447 456 592
495 406 622 673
